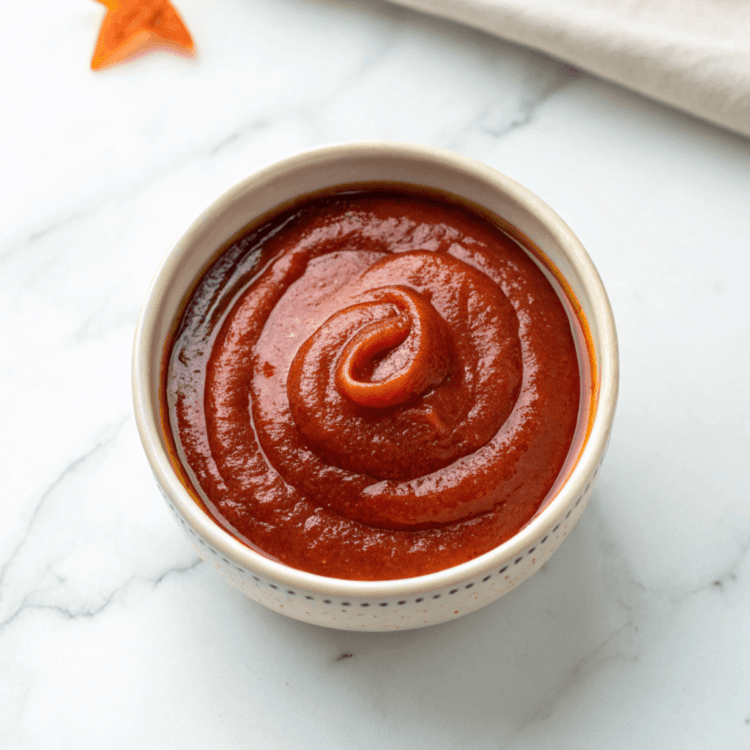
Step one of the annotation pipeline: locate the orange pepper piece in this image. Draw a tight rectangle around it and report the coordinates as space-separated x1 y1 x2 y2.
91 0 196 70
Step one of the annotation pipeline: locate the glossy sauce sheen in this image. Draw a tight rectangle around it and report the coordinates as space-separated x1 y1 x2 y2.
167 190 580 580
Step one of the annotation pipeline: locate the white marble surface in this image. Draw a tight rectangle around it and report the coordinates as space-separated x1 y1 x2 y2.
2 1 749 747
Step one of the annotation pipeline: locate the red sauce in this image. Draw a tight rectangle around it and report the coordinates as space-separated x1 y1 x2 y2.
166 189 581 580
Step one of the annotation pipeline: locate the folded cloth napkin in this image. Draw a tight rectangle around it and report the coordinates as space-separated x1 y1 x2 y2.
388 0 750 138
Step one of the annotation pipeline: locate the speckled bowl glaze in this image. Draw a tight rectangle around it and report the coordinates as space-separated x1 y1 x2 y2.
132 142 618 631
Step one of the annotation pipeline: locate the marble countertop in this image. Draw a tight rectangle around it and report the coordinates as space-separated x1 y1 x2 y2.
2 1 749 747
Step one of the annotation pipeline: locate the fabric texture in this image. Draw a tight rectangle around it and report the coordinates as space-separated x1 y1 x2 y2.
388 0 750 137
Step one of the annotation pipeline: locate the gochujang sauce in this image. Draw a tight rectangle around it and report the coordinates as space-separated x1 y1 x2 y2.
166 189 581 580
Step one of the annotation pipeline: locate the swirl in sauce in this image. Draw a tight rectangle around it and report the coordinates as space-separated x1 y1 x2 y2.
167 190 581 580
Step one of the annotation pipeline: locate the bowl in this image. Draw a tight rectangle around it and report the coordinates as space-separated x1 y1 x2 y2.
132 142 618 631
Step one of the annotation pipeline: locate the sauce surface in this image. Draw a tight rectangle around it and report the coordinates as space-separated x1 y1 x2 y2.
166 190 581 580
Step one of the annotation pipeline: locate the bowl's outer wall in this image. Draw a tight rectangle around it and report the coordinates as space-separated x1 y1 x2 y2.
161 475 598 630
133 142 619 631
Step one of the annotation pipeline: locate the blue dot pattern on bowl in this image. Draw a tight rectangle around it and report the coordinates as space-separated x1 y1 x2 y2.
156 461 598 608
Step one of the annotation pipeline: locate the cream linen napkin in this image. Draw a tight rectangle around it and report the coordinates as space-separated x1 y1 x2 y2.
388 0 750 138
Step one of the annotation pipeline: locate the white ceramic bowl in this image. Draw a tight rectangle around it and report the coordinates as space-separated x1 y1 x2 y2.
132 142 618 631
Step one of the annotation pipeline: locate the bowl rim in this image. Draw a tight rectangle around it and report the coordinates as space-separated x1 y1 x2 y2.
132 140 619 598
